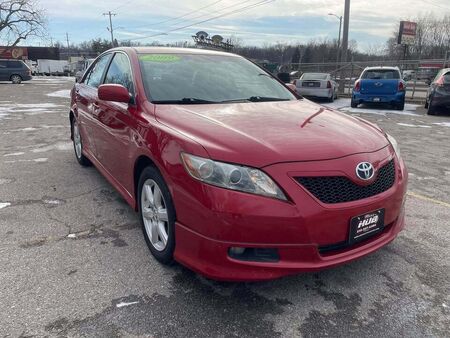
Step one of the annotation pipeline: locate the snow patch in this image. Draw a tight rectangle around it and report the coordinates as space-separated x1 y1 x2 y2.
4 158 48 164
67 234 77 239
3 152 25 157
116 301 139 308
322 99 420 116
0 202 11 209
397 123 431 128
433 122 450 127
47 90 71 99
31 142 72 153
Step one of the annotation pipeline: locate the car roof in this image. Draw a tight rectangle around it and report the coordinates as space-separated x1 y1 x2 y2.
113 47 240 58
363 66 400 71
302 72 329 75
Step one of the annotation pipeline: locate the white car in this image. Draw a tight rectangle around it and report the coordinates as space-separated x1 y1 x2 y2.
295 73 338 102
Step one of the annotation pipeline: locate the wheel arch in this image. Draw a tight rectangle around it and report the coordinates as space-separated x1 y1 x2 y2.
133 155 159 210
69 110 75 140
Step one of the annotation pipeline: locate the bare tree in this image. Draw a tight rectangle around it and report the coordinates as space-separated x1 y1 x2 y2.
0 0 46 48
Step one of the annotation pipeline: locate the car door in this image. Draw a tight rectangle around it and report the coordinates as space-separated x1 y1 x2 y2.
74 53 112 159
94 52 137 191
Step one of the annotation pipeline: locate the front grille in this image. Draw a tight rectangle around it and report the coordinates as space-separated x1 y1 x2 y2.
296 159 395 204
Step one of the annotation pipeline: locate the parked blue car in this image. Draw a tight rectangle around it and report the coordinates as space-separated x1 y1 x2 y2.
351 67 406 110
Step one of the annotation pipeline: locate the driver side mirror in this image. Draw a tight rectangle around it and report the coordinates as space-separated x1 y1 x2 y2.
98 84 131 103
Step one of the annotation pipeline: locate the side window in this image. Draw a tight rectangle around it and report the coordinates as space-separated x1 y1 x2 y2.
433 70 444 83
85 54 111 88
104 53 134 93
7 61 22 68
443 72 450 84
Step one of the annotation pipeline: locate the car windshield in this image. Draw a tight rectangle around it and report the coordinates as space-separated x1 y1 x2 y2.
301 73 328 80
362 69 400 80
138 53 296 104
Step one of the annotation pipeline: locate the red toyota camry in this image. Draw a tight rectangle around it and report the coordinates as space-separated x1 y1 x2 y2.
70 47 408 281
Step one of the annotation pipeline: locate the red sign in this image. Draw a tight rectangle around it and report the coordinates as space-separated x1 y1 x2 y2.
402 21 417 36
398 21 417 45
0 47 28 59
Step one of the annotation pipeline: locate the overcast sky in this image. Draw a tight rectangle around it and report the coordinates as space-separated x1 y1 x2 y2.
33 0 450 51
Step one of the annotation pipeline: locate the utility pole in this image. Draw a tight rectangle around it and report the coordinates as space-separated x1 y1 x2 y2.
66 32 70 61
328 13 342 69
103 11 117 47
339 0 350 94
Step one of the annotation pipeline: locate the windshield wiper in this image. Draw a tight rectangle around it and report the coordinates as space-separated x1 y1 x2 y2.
220 96 291 103
153 98 218 104
248 96 291 102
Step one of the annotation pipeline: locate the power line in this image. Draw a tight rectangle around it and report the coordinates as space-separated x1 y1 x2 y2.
111 0 137 12
420 0 448 10
137 0 225 28
124 0 253 31
125 0 274 41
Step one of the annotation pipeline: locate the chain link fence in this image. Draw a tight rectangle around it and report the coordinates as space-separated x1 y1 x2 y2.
283 59 448 101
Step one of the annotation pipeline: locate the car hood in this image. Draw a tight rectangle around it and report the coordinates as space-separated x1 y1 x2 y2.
154 99 389 167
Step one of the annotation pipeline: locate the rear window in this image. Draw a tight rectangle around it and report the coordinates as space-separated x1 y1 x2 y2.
301 73 328 80
443 73 450 84
362 69 400 80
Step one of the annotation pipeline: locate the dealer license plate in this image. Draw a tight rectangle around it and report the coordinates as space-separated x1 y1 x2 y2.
349 209 385 244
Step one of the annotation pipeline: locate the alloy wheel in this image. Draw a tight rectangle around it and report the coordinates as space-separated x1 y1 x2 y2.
141 179 169 251
11 75 22 84
73 123 82 159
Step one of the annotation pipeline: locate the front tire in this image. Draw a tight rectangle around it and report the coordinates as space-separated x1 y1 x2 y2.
138 166 176 265
11 75 22 84
71 116 91 166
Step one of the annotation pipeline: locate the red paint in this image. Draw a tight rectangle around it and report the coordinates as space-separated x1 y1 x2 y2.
71 47 408 281
98 84 131 103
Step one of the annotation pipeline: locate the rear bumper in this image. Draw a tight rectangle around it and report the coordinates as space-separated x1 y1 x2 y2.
174 207 405 281
431 90 450 107
297 87 332 98
353 91 405 104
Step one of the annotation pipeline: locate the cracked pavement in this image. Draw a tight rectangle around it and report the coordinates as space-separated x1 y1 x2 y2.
0 78 449 337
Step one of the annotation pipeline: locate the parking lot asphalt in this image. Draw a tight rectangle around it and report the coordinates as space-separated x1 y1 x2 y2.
0 77 449 337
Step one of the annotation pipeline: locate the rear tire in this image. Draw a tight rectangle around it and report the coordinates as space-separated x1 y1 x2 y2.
427 96 437 115
424 98 429 109
138 166 176 265
396 100 405 111
71 116 91 166
350 99 358 108
10 75 22 84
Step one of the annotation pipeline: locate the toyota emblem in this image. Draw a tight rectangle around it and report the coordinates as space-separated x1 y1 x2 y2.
356 162 375 180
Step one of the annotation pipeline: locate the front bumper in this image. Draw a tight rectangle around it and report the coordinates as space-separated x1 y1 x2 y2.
172 147 408 281
353 91 405 104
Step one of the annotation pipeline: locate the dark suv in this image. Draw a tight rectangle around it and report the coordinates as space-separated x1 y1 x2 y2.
0 59 32 84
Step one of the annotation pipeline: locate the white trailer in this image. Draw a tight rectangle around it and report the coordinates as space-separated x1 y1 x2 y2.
36 59 68 76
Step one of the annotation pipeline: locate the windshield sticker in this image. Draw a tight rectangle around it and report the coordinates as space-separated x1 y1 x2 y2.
139 54 181 63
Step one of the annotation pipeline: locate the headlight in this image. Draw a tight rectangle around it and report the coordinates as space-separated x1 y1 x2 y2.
386 134 401 159
181 153 287 201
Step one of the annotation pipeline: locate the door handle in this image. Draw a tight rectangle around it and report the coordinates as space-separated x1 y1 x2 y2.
92 102 100 116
